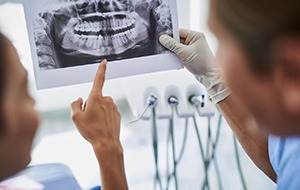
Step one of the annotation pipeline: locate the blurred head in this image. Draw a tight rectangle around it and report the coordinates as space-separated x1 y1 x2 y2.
0 33 40 180
209 0 300 135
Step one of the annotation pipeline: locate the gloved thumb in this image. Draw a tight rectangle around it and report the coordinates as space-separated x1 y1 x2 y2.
159 35 185 54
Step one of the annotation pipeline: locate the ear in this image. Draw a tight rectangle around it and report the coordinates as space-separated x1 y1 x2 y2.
272 36 300 114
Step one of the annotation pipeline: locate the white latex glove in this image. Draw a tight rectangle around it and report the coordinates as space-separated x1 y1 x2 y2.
159 29 230 104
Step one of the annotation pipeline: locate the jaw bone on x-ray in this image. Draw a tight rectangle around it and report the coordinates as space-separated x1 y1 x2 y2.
33 0 174 70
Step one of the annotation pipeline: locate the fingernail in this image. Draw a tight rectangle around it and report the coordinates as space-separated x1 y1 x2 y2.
101 59 107 66
99 60 105 68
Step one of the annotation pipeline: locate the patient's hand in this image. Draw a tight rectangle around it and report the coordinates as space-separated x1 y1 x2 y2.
71 60 128 190
71 60 122 153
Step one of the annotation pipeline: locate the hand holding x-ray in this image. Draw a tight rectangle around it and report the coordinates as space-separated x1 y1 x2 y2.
159 29 215 76
159 29 230 104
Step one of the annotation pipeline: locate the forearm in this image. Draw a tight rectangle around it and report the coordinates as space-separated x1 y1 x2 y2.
217 95 277 182
158 28 277 182
94 144 128 190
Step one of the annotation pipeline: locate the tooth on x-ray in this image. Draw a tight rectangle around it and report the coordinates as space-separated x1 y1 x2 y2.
33 0 174 70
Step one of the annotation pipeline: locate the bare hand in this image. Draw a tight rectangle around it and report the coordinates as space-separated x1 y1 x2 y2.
71 60 122 152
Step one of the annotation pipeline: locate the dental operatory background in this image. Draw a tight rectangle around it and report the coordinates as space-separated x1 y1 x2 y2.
0 0 276 189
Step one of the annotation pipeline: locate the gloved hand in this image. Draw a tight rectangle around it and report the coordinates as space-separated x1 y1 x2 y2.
159 29 230 104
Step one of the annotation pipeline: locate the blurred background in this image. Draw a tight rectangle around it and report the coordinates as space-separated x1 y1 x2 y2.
0 0 276 189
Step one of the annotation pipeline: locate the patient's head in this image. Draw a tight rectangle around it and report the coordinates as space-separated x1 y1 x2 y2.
0 33 40 180
209 0 300 135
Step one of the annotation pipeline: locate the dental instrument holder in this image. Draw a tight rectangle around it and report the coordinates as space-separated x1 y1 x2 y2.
148 95 158 108
168 96 179 107
130 94 158 124
123 69 216 120
189 94 210 117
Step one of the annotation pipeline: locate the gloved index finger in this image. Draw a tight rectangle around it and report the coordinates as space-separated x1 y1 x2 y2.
180 29 204 45
91 60 107 96
179 29 190 40
159 35 186 54
179 29 195 45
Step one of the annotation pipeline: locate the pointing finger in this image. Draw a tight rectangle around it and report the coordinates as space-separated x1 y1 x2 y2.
91 59 107 96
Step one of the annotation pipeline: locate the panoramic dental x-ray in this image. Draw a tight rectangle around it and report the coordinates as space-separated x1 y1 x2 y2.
33 0 174 70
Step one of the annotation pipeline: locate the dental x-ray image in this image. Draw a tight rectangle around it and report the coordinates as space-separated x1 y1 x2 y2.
24 0 180 89
32 0 174 70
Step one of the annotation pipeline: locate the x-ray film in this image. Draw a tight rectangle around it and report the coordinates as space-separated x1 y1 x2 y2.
23 0 182 89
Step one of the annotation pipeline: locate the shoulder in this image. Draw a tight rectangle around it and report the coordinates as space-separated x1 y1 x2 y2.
269 136 300 189
268 135 286 175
